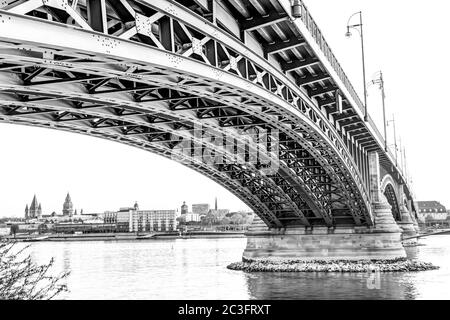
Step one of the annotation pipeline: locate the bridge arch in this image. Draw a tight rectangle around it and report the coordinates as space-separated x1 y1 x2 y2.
380 174 401 221
0 0 414 229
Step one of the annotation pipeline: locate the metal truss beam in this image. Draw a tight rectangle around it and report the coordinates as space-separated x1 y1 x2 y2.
282 57 320 72
0 2 389 227
241 12 288 32
264 38 307 55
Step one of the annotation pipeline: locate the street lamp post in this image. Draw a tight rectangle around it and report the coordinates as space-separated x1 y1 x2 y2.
398 136 404 174
402 147 408 182
346 11 368 122
370 71 388 151
387 115 398 166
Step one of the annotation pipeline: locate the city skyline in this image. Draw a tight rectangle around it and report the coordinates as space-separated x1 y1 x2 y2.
0 176 246 218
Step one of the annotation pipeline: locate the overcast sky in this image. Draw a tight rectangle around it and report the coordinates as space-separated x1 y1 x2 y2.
0 0 449 217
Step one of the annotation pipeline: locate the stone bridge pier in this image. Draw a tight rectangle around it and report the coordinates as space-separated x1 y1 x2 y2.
243 152 417 262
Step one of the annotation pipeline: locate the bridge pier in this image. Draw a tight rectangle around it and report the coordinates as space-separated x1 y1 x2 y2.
243 151 408 262
244 212 406 262
243 227 406 262
398 203 418 245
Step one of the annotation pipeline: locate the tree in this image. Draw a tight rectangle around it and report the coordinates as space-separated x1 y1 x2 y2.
38 224 48 234
230 213 243 225
0 240 69 300
201 213 215 226
425 215 434 225
10 225 19 238
176 215 186 225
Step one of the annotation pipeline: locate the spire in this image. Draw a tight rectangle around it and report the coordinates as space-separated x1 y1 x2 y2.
29 195 38 219
215 197 218 211
30 195 38 210
25 204 29 219
63 192 74 216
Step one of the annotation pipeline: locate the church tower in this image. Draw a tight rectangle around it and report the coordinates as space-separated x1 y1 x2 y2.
25 204 29 220
181 201 188 215
63 193 74 216
29 195 40 219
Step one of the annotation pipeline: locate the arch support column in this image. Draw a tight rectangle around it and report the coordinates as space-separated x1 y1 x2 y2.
369 152 403 233
240 153 407 261
397 187 419 245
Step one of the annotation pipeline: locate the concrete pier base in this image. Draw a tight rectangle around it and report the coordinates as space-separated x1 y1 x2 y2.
243 226 407 261
243 197 409 261
244 198 407 262
413 222 420 234
399 205 418 246
398 223 418 246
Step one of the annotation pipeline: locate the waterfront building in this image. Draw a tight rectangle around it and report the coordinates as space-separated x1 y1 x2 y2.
417 201 448 223
53 222 116 234
62 193 74 216
25 195 42 220
104 205 177 232
130 209 177 232
185 212 201 223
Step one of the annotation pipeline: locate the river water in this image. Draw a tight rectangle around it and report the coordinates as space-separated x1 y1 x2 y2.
24 235 450 300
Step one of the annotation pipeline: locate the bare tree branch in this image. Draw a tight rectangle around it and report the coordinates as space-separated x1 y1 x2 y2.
0 240 69 300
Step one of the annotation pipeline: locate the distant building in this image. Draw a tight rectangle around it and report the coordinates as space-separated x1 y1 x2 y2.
62 193 74 217
25 195 42 220
417 201 448 222
104 204 177 232
185 212 201 223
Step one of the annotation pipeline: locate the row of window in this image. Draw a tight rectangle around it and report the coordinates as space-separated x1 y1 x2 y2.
419 209 447 213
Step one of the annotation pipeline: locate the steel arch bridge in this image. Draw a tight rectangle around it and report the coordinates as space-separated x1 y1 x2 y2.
0 0 415 228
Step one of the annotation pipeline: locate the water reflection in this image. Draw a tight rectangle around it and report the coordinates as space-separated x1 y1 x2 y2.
22 236 450 300
245 271 416 300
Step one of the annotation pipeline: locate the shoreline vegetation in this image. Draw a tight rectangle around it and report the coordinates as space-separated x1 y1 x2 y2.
227 257 439 273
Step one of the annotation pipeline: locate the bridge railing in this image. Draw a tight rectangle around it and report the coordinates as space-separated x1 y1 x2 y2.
296 1 365 115
295 1 408 183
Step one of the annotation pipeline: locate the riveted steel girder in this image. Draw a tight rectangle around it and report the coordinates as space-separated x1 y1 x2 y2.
0 0 417 227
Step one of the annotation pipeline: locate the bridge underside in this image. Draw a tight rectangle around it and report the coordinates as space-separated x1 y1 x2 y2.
0 0 418 261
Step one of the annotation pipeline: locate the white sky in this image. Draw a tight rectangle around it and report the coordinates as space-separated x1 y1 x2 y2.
1 0 449 217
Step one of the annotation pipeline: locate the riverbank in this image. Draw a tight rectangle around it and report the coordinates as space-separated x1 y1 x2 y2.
227 257 439 273
4 231 246 242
